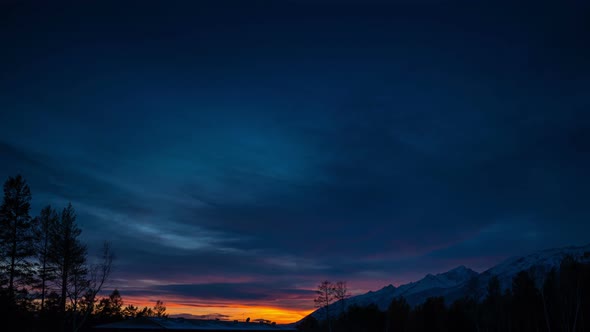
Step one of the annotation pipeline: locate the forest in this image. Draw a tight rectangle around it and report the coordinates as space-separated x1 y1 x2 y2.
0 174 166 332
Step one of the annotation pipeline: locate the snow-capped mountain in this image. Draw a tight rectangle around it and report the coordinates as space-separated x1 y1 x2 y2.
335 284 397 313
466 243 590 301
310 265 477 320
392 265 478 305
308 243 590 321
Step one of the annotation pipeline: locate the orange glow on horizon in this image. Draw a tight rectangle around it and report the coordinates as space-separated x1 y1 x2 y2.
121 295 314 324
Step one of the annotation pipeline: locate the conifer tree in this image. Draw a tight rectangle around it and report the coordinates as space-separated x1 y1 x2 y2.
0 175 36 306
34 205 59 311
48 203 87 331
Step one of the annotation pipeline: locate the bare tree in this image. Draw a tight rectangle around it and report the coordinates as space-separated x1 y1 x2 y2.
73 241 114 332
333 281 350 317
48 203 114 332
314 280 335 332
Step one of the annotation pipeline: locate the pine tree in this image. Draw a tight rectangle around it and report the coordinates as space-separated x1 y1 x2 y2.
34 205 59 311
0 175 36 306
48 203 88 331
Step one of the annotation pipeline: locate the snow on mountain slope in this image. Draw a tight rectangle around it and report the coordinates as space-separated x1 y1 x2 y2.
393 265 477 299
306 243 590 322
310 265 477 320
485 243 590 279
341 284 397 312
469 243 590 300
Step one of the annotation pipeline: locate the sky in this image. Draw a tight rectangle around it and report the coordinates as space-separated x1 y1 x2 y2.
1 0 589 324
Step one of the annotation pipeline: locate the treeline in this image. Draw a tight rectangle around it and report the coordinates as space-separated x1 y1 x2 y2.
0 174 164 332
300 256 590 332
87 289 168 324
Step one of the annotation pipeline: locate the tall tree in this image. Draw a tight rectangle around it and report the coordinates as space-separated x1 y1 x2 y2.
34 205 59 311
48 203 88 332
314 280 334 332
0 174 36 306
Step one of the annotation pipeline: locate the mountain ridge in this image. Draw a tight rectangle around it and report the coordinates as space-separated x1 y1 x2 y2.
306 242 590 322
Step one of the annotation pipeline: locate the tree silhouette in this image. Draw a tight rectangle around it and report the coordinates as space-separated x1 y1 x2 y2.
34 205 59 312
0 174 35 307
136 306 154 318
49 203 88 327
122 304 139 318
153 300 167 318
341 303 385 332
333 281 350 317
558 255 587 332
481 275 503 330
386 297 409 332
296 316 319 332
415 296 447 332
96 289 124 320
314 280 334 332
447 297 477 332
0 175 116 332
512 270 542 332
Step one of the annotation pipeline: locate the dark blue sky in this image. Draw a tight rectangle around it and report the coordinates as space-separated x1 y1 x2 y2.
1 0 589 321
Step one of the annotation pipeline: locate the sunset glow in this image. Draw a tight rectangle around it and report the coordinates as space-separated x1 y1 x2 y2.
121 294 314 324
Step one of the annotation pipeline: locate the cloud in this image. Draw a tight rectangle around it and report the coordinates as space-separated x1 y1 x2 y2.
150 283 315 302
170 313 231 320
